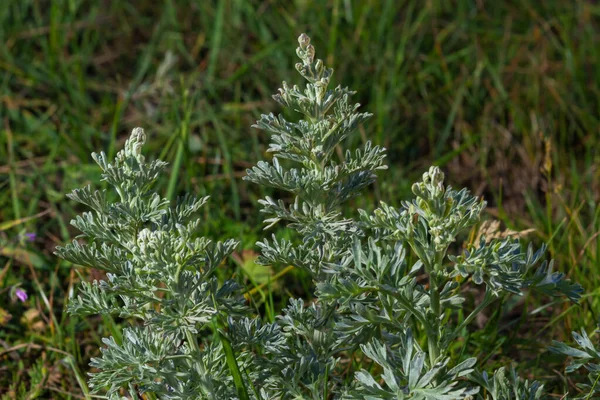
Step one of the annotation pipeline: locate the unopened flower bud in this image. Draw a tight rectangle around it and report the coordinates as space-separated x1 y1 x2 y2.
429 166 444 186
305 45 315 64
298 33 310 49
315 59 323 73
412 182 423 197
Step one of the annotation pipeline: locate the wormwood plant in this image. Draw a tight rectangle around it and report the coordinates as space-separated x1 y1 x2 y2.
243 34 585 398
55 129 250 398
58 33 590 399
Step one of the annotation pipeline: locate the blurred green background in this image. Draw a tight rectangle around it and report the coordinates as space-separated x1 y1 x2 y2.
1 0 599 397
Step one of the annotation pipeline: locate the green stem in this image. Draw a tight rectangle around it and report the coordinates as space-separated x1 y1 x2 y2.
185 329 201 360
428 278 440 366
177 261 208 396
174 262 184 285
427 250 446 366
185 329 210 396
212 318 250 400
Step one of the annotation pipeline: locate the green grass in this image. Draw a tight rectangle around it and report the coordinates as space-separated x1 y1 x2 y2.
0 0 599 397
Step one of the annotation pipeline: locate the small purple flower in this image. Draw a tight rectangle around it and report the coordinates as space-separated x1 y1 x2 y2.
24 232 36 242
15 289 28 302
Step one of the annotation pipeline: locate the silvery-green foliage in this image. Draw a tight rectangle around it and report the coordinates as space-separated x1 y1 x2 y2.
56 129 247 399
58 33 588 399
550 328 600 399
343 331 479 400
245 33 387 278
469 368 544 400
246 34 584 399
244 33 390 396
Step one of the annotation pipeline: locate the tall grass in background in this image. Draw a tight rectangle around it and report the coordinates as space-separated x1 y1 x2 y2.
0 1 598 397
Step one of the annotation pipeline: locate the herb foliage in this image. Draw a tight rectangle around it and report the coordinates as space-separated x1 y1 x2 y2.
58 34 589 399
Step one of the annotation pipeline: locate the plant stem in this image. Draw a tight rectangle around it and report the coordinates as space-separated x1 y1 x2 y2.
185 329 210 396
428 277 440 366
213 318 250 400
427 250 446 366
